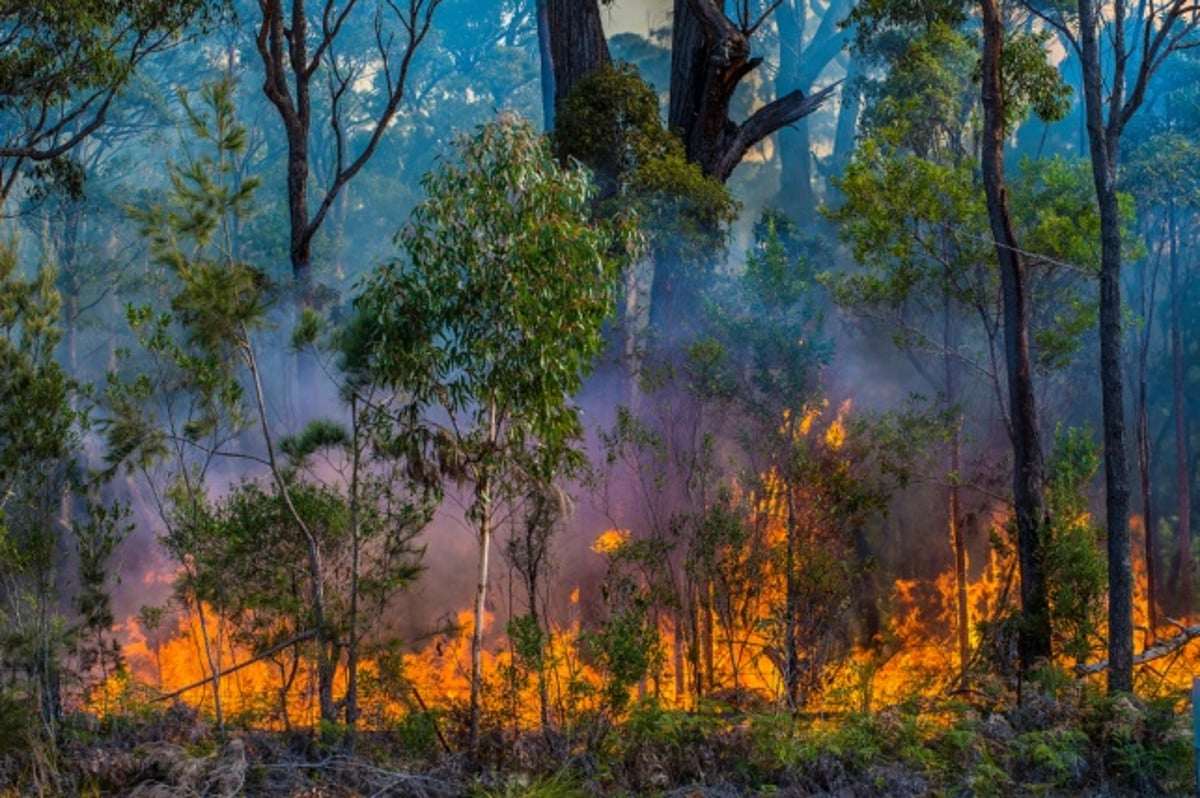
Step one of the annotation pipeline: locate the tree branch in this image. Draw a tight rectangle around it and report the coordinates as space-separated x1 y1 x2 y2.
712 82 839 182
1075 621 1200 675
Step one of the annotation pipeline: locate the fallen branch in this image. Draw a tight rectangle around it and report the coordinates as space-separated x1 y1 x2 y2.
150 629 317 703
1075 620 1200 676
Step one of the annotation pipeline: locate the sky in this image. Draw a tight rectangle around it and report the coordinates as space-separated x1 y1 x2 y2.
603 0 672 36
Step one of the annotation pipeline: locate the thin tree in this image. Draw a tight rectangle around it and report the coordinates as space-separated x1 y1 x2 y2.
253 0 440 296
1027 0 1199 693
979 0 1052 671
356 114 627 760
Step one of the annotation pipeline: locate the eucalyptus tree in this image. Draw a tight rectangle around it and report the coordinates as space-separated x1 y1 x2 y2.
978 0 1072 673
1025 0 1200 694
0 0 220 206
774 0 855 219
829 5 992 678
0 245 75 741
251 0 440 297
1123 51 1200 622
355 114 627 759
670 0 838 184
833 0 1072 677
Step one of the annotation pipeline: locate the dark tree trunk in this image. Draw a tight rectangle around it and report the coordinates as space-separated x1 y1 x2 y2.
669 0 836 183
541 0 610 125
979 0 1052 671
256 0 439 299
1170 201 1193 618
1077 0 1133 694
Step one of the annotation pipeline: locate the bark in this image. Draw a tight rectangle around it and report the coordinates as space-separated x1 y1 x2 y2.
1134 238 1160 640
1170 201 1193 618
776 0 815 219
540 0 610 127
1137 310 1157 640
536 0 555 129
979 0 1052 671
1077 0 1133 694
832 56 862 170
669 0 837 183
345 396 363 742
467 403 498 763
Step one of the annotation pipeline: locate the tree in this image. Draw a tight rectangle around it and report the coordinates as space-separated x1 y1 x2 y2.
774 0 854 219
0 245 75 741
1027 0 1199 693
112 76 369 728
979 0 1055 672
669 0 837 183
832 0 1072 677
252 0 440 296
0 0 218 205
553 63 736 341
536 0 611 128
355 114 626 759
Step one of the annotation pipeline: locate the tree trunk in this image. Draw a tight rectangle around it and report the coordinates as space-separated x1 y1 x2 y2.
1078 0 1133 693
345 397 363 744
1170 200 1193 618
776 0 816 220
257 0 439 297
669 0 835 183
468 403 498 763
468 477 491 761
775 0 852 219
542 0 610 123
946 324 969 678
979 0 1052 671
1137 322 1158 641
1134 247 1158 641
831 54 863 179
536 0 556 129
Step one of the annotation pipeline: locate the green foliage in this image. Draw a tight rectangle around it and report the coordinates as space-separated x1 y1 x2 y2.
72 500 133 689
470 771 589 798
0 240 81 736
358 113 625 479
1042 426 1106 665
129 76 267 358
553 62 736 265
710 211 830 418
0 247 72 487
999 30 1072 127
0 0 222 204
1013 727 1090 789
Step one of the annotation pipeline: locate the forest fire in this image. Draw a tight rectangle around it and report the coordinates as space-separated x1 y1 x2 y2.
84 493 1200 737
5 0 1200 793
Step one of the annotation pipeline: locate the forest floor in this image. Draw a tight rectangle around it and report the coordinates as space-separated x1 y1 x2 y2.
7 685 1195 796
